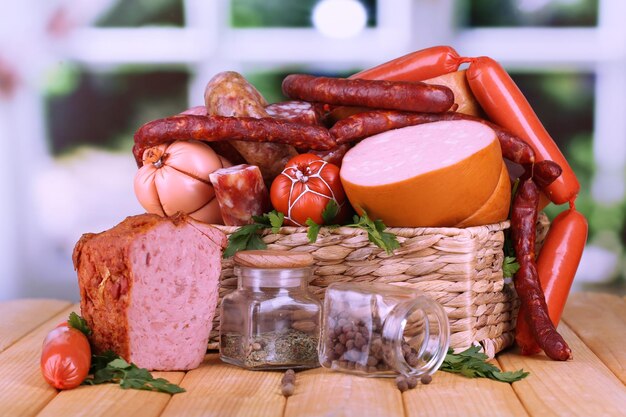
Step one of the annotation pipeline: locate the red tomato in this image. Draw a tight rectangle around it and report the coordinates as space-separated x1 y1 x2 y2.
41 325 91 390
270 154 349 226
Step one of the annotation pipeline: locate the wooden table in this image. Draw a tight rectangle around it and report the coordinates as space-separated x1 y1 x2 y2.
1 292 625 417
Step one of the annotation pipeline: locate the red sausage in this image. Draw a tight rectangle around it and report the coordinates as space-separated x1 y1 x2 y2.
266 101 322 125
282 75 455 114
465 57 580 205
350 45 462 82
306 143 351 167
330 110 536 165
511 179 572 360
133 115 337 166
41 325 91 390
515 207 588 354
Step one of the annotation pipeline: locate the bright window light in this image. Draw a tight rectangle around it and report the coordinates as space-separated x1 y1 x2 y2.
312 0 368 39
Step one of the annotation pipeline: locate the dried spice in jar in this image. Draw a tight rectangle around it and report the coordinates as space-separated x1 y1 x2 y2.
219 250 322 370
319 282 449 378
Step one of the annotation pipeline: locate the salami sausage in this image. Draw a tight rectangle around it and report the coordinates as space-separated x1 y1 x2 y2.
306 143 351 167
350 45 462 82
266 101 322 125
531 160 562 189
209 164 271 226
465 57 580 205
282 74 454 114
330 110 536 165
133 115 336 166
511 178 572 361
204 71 297 182
515 207 588 355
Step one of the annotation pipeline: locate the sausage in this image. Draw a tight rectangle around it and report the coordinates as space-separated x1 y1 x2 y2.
209 164 271 226
349 45 462 82
531 160 563 189
306 143 351 167
330 110 536 165
465 57 580 205
179 105 247 166
266 101 322 125
133 115 336 166
40 324 91 389
204 71 298 182
511 178 572 361
515 207 588 354
282 74 455 114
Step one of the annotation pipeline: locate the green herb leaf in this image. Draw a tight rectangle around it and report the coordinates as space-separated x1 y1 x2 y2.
268 211 284 233
321 200 339 225
346 209 400 255
502 256 520 278
439 346 529 383
84 351 185 394
306 218 321 243
68 312 92 337
223 223 267 258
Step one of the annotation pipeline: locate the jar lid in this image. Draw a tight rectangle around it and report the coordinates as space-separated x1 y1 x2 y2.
234 250 314 269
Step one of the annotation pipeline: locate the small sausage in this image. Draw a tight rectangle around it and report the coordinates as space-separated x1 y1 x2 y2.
204 71 298 182
282 74 454 114
266 101 322 125
350 45 462 82
330 110 535 165
530 160 563 189
133 115 337 166
511 178 572 361
465 57 580 205
40 325 91 390
209 164 271 226
515 206 588 355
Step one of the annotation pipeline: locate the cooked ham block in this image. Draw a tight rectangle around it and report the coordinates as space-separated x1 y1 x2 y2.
73 213 226 371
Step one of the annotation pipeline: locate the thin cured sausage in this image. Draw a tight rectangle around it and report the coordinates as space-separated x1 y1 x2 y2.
465 57 579 205
511 178 572 361
133 115 336 166
282 75 454 114
515 207 588 354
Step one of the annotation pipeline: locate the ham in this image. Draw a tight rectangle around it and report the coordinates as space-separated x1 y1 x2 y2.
73 213 226 371
340 120 505 227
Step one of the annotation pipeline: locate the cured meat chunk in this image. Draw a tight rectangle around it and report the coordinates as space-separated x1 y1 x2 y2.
73 213 226 371
209 164 271 226
266 101 322 125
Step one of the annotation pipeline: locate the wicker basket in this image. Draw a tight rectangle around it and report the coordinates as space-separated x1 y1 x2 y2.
209 213 550 358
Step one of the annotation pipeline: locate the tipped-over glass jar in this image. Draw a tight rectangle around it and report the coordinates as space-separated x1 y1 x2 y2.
319 282 449 377
219 250 322 370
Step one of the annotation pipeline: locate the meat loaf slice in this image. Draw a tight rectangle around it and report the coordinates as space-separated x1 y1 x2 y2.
73 212 226 371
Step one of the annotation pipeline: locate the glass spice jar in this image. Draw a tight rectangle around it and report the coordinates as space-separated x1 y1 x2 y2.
319 282 450 378
219 250 322 370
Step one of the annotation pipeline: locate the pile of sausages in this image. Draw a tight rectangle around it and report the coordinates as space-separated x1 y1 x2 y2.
132 46 588 361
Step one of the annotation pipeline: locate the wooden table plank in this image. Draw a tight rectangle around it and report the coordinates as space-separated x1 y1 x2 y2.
35 372 184 417
403 370 528 417
561 292 626 385
0 299 72 353
284 368 404 417
497 322 626 417
0 305 77 417
160 354 286 417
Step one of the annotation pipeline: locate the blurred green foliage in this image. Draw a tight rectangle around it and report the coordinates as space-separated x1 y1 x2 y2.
231 0 377 28
464 0 598 27
97 0 183 27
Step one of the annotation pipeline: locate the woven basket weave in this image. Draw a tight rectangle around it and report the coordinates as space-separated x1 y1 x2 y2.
209 213 550 358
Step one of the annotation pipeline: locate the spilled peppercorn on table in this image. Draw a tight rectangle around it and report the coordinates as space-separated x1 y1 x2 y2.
1 292 625 417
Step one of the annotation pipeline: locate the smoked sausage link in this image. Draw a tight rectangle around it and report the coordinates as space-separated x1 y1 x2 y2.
282 75 455 114
204 71 298 183
133 115 336 166
466 57 580 205
350 45 462 82
516 207 588 354
511 179 572 360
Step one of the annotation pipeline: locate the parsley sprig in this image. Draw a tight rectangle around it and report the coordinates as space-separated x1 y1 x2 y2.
440 346 529 383
67 313 185 394
84 353 185 394
306 203 400 255
223 210 284 258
